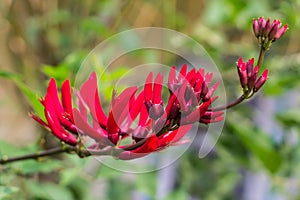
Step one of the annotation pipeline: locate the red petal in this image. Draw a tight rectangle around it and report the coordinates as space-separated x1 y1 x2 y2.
127 90 144 126
61 80 73 120
48 79 77 134
30 113 49 129
47 78 64 115
180 64 187 76
168 66 176 90
73 109 109 147
138 104 149 126
94 90 108 127
181 100 211 125
44 94 77 145
153 73 164 104
107 87 137 144
158 124 192 147
204 81 219 101
132 135 158 153
144 72 153 102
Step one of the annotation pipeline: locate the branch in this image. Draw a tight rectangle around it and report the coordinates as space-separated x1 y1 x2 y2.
257 46 266 68
208 95 246 112
0 146 75 165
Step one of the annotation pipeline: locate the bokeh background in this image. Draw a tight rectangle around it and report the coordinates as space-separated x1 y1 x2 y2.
1 0 300 199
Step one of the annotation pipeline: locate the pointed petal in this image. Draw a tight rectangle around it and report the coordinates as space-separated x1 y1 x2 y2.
254 69 269 92
44 94 77 145
180 64 187 77
94 90 108 127
158 124 192 147
153 73 164 104
168 66 177 91
73 108 109 146
30 113 49 129
61 80 73 120
144 72 153 102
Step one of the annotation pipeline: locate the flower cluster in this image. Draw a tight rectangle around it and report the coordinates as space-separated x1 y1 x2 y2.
29 16 288 161
253 17 288 49
236 57 268 97
31 65 223 160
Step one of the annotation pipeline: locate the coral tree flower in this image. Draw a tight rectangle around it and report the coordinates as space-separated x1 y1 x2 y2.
236 57 268 95
31 79 78 145
31 64 224 160
253 17 288 49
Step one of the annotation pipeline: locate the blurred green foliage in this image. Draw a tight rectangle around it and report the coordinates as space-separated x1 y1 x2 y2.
1 0 300 199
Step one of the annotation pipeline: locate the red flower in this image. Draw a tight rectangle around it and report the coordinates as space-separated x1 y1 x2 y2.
253 17 288 49
31 79 77 146
236 57 268 93
31 65 224 160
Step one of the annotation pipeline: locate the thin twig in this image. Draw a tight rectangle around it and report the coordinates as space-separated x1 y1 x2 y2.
208 95 246 112
0 146 74 165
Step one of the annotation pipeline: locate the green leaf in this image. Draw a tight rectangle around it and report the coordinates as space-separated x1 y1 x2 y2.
228 120 282 174
276 110 300 127
13 79 45 121
0 70 44 120
0 70 19 79
13 160 63 175
26 181 73 200
0 186 19 200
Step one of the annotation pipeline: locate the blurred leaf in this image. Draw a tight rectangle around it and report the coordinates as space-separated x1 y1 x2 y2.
164 188 189 200
0 70 19 79
0 186 19 200
0 141 62 175
42 64 70 82
60 168 91 200
0 70 44 120
13 160 63 175
26 181 73 200
276 110 300 127
0 141 19 156
13 79 45 121
135 172 157 198
229 120 282 173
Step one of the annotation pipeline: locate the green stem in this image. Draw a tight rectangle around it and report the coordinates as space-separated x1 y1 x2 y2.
257 46 265 68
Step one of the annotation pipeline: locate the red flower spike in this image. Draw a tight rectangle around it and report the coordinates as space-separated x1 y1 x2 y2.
253 17 288 49
236 57 268 93
32 64 224 160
